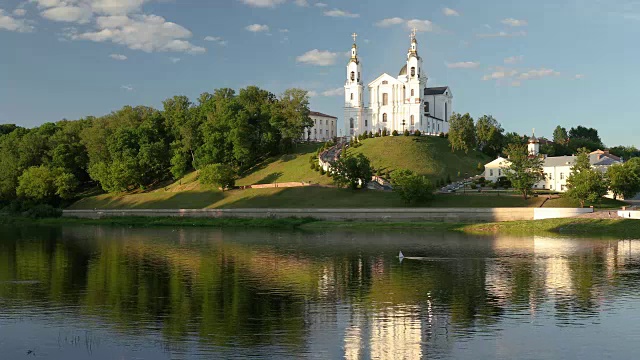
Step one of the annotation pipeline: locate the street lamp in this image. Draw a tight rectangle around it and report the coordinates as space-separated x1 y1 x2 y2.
402 120 406 132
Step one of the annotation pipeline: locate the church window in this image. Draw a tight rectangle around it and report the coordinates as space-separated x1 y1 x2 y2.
490 169 494 177
382 80 388 85
411 67 416 77
560 173 564 180
382 113 388 122
445 103 448 122
424 102 430 114
410 115 414 125
358 72 361 81
350 93 354 100
326 120 328 125
382 93 388 105
411 89 414 97
350 72 355 81
349 118 354 129
365 119 368 127
424 88 428 96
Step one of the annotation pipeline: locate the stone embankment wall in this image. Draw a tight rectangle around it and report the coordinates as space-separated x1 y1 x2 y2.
618 210 640 219
63 207 593 223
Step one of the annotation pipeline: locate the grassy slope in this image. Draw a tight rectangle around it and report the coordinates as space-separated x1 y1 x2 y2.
236 143 331 186
69 187 543 210
542 196 626 210
464 218 640 238
347 136 489 181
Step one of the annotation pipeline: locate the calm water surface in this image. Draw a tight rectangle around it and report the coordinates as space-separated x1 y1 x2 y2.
1 225 640 359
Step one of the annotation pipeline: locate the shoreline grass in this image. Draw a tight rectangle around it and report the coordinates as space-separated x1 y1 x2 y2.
464 218 640 238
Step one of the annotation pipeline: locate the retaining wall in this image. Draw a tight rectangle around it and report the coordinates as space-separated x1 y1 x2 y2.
63 207 593 223
618 210 640 219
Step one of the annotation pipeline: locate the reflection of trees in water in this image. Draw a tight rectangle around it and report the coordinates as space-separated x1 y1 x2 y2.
2 226 640 357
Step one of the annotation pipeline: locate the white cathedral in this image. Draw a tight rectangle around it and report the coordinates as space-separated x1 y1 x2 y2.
344 31 453 138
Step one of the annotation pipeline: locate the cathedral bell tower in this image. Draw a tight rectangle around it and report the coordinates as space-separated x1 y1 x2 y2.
344 33 364 138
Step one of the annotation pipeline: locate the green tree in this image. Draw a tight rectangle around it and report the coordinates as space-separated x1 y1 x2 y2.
448 113 476 153
553 126 568 145
502 143 543 199
16 166 78 202
330 153 373 190
475 115 504 157
569 126 603 145
272 88 312 152
390 169 435 204
607 163 640 200
199 164 236 191
565 148 608 207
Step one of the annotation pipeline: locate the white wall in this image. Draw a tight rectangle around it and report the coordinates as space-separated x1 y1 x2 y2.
304 114 338 141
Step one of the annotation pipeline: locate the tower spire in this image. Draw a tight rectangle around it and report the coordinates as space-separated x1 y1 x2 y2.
352 32 358 44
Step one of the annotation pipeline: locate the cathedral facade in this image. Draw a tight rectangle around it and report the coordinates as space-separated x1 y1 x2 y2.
344 31 453 138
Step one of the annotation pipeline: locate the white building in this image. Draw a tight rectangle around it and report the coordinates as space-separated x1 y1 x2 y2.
484 135 622 192
344 31 453 138
302 111 338 142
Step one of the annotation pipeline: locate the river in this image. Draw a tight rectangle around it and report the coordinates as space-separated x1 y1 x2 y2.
1 225 639 359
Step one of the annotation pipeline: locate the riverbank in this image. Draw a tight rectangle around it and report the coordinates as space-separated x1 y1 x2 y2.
3 215 639 238
464 218 640 238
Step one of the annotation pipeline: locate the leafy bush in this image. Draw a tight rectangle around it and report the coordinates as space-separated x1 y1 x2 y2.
403 129 410 136
330 154 373 190
320 168 326 175
446 174 452 184
392 130 399 136
477 162 485 172
199 163 236 191
477 176 486 185
390 169 435 204
382 129 388 137
470 183 477 190
23 204 62 219
497 176 511 189
439 132 445 138
414 130 421 136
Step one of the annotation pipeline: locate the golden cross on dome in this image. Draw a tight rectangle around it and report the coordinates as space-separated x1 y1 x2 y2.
411 28 418 39
352 32 358 43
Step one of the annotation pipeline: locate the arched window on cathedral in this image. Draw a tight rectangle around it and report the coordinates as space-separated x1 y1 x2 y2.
350 72 355 81
382 113 387 122
424 102 430 114
350 93 354 100
382 93 388 106
445 102 448 122
349 118 354 129
411 89 414 97
410 115 414 125
411 67 416 77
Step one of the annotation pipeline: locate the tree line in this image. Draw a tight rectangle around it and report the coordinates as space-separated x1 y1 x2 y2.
0 87 313 208
447 113 635 160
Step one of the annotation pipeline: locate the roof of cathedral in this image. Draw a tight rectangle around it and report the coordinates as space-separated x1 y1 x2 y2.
399 64 407 76
424 87 449 95
309 111 337 119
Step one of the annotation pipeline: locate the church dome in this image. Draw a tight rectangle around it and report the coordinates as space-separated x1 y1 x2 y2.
399 64 407 76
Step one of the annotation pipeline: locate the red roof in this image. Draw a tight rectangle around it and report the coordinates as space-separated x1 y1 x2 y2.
309 111 337 119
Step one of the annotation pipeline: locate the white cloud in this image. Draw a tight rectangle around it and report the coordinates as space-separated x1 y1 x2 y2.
443 8 459 16
294 0 309 6
482 67 560 85
321 88 343 96
70 14 206 54
13 8 27 17
446 61 480 69
121 84 133 91
501 18 528 27
239 0 286 7
307 90 318 97
279 28 289 33
41 5 92 23
246 23 269 32
324 9 359 18
296 49 338 66
204 35 227 45
575 74 586 79
377 17 438 32
109 53 127 60
0 9 35 32
169 57 180 63
32 0 149 17
517 68 560 80
482 68 518 81
504 55 523 64
376 17 405 27
476 31 527 38
314 2 327 7
407 19 437 32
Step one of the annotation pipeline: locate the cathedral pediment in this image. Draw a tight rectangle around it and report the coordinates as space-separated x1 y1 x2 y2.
368 73 403 87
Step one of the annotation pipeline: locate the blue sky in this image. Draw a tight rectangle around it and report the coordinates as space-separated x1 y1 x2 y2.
1 0 639 146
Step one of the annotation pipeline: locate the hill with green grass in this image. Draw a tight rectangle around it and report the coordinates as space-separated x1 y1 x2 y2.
347 136 489 182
